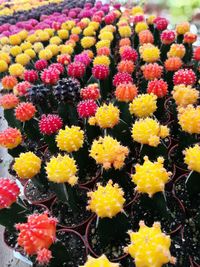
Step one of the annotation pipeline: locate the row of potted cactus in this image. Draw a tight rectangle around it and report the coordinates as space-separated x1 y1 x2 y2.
0 1 200 266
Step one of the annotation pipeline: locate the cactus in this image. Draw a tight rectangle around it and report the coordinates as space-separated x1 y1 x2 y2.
56 126 84 153
0 178 20 209
125 221 176 267
16 213 57 255
81 255 120 267
90 136 129 170
129 94 157 118
131 156 171 197
87 180 125 218
13 152 41 180
89 104 120 129
0 128 22 149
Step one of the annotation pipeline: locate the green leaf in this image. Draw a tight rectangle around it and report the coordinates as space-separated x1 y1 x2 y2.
186 171 200 196
0 203 27 230
97 213 130 246
48 241 70 267
49 182 69 203
140 143 168 161
4 109 21 129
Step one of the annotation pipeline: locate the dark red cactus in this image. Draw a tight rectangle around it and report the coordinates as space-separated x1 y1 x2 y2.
39 114 63 135
0 178 20 209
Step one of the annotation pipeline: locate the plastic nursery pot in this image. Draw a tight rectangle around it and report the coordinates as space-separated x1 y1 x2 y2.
167 120 179 144
164 97 177 119
56 228 88 266
24 180 56 207
131 192 185 236
3 203 49 251
79 168 102 188
85 215 128 262
168 144 189 177
50 186 94 234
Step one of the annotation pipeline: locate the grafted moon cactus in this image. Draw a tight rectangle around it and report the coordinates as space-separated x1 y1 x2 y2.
0 178 20 209
80 255 120 267
125 221 176 267
16 213 57 255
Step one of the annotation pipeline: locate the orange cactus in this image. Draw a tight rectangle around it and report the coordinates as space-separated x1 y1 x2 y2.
115 83 138 102
16 213 57 255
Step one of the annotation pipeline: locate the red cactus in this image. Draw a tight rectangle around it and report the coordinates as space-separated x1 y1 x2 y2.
80 84 100 100
147 79 168 98
15 102 36 122
92 65 110 80
39 114 63 135
0 127 22 149
141 63 163 80
154 17 168 31
49 63 64 75
121 47 138 62
2 75 18 90
57 54 71 65
24 70 38 83
161 30 176 45
14 81 32 96
104 13 115 24
113 72 133 87
194 47 200 61
173 69 196 86
77 99 98 118
68 62 86 78
41 69 59 85
97 47 110 56
0 178 20 209
16 213 57 255
0 94 19 109
35 60 48 71
36 248 52 265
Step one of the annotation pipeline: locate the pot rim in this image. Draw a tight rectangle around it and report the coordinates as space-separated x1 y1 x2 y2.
24 179 56 205
50 185 94 230
85 215 128 262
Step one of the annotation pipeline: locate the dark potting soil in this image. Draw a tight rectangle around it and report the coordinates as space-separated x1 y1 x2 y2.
51 188 91 227
56 230 87 266
174 175 200 214
131 192 184 234
4 204 47 250
25 179 55 202
183 217 200 265
87 218 129 261
169 145 188 171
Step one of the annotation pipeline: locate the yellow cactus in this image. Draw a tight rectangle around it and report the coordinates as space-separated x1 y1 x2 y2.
135 22 148 34
178 105 200 134
99 31 114 41
80 255 119 267
9 63 24 77
87 180 125 218
125 221 176 267
96 40 111 50
56 126 84 153
129 94 157 118
119 26 132 38
140 44 160 63
88 103 120 129
93 55 110 66
172 85 199 107
81 37 96 49
10 46 22 57
13 152 41 179
132 6 144 15
131 118 170 147
45 154 78 185
183 144 200 173
90 136 129 170
167 44 185 59
39 49 53 60
132 156 171 197
16 53 30 66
